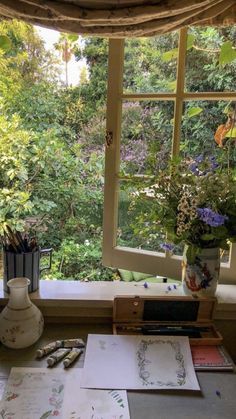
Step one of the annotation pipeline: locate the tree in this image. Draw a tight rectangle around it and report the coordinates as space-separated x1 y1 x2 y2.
54 33 79 87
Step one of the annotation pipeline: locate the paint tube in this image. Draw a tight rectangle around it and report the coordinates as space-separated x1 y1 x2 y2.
47 348 70 367
36 341 60 359
56 338 85 348
63 348 83 368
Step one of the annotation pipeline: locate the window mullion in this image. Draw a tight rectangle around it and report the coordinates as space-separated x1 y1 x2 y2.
102 39 124 267
172 27 188 157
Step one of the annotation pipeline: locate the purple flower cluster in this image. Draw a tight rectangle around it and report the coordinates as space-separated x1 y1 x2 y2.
189 155 219 176
121 139 148 167
197 207 228 227
160 242 174 252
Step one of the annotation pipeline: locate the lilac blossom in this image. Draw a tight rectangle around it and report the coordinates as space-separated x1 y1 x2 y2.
196 207 228 227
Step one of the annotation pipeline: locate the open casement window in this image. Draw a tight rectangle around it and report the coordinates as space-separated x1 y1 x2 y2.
103 27 236 284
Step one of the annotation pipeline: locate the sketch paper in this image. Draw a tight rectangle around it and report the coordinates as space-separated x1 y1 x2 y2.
0 376 7 400
62 368 130 419
1 368 65 419
0 367 130 419
81 334 200 390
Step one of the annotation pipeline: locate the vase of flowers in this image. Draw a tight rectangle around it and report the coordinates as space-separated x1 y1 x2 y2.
129 153 236 297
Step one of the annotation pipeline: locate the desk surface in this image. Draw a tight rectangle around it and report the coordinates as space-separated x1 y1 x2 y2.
0 323 236 419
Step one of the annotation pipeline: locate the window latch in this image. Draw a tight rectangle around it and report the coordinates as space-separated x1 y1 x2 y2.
105 130 113 147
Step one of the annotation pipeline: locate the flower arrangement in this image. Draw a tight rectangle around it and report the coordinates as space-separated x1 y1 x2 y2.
130 155 236 264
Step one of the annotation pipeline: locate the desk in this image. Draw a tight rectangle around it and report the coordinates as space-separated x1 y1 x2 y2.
0 323 236 419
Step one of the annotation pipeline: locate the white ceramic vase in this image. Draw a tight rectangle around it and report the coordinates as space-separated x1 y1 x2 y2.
0 277 44 348
182 246 220 297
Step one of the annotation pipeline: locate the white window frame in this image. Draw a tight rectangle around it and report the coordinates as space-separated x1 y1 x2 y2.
102 28 236 284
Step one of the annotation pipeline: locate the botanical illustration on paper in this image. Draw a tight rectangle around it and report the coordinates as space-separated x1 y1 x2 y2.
0 407 16 419
68 389 126 419
39 380 64 419
137 339 186 387
2 370 65 419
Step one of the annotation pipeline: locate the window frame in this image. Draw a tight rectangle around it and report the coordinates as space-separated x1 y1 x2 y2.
102 29 236 284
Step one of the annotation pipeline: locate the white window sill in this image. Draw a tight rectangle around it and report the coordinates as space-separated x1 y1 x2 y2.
1 280 236 320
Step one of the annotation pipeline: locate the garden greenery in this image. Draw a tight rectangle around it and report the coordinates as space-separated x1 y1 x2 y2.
0 20 236 279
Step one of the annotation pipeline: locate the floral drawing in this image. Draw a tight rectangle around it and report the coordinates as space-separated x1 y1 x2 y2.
1 325 24 345
108 390 125 408
39 380 64 419
4 392 19 402
0 407 15 419
137 339 186 387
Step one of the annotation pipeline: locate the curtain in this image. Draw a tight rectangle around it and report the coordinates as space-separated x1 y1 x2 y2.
0 1 235 37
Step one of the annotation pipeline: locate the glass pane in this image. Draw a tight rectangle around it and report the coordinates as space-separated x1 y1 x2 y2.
185 27 236 92
180 100 236 162
117 101 174 250
123 33 178 93
117 180 166 252
120 101 174 176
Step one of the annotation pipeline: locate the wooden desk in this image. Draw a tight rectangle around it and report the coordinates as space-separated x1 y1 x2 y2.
0 323 236 419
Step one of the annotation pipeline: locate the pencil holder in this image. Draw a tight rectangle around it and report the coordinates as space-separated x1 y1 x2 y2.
3 248 52 293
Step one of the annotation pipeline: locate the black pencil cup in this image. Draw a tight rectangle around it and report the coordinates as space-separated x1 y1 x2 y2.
3 248 52 293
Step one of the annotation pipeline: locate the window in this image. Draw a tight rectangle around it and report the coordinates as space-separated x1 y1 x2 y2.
102 28 236 284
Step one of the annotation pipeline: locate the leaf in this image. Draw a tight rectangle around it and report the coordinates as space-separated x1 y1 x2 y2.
186 107 203 118
58 384 64 393
212 226 228 239
0 35 11 52
166 80 177 91
162 48 178 62
219 240 230 249
219 41 236 66
40 411 52 419
187 34 195 50
200 234 215 241
67 34 79 42
186 245 198 265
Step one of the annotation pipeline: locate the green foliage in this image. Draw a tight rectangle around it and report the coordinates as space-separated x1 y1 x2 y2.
0 20 236 279
0 114 34 230
45 238 115 281
74 37 108 120
0 19 60 84
186 107 203 118
219 41 236 66
0 20 108 282
0 35 11 52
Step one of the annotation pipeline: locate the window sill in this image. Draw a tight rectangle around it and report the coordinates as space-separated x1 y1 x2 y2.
1 280 236 321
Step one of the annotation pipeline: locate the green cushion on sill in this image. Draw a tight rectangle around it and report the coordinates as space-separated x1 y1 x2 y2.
118 269 181 283
141 276 164 283
118 269 134 282
132 271 153 281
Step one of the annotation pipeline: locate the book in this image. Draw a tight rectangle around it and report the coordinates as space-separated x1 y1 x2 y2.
191 345 235 371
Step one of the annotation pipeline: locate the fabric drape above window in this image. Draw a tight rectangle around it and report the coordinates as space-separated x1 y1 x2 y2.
0 1 235 37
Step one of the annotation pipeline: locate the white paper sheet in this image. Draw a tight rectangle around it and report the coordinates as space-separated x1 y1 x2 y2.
81 334 200 390
1 368 65 419
62 369 130 419
0 367 130 419
0 376 7 400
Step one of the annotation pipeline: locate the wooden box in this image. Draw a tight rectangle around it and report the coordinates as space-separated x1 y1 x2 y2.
113 295 222 345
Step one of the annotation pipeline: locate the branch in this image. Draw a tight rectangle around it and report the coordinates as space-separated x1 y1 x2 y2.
192 45 220 54
25 166 42 185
